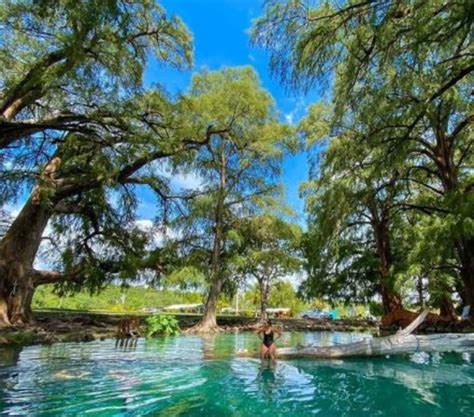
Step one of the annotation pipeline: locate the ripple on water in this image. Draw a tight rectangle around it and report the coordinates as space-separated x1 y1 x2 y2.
0 333 473 417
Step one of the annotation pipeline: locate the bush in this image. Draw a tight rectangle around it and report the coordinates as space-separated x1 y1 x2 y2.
368 301 384 317
145 314 180 337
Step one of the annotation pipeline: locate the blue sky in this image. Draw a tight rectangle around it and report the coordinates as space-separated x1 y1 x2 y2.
138 0 319 224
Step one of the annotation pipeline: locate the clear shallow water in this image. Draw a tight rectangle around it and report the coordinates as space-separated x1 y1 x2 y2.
0 331 473 417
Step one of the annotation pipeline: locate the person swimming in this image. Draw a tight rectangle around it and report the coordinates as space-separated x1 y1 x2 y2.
257 319 281 361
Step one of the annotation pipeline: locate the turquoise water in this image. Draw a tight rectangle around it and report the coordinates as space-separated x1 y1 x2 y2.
0 331 473 416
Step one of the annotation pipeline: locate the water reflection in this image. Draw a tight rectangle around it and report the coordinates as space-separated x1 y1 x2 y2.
115 337 139 351
259 361 276 384
0 333 472 417
258 361 277 400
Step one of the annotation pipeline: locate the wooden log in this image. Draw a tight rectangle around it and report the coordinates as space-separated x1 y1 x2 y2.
238 310 474 359
274 333 474 358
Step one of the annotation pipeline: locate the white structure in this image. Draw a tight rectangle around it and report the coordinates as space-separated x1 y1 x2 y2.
263 308 291 318
163 304 204 313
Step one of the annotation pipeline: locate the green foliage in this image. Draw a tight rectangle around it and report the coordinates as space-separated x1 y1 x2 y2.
255 0 474 312
145 314 180 337
0 0 196 309
0 0 192 125
368 302 384 318
245 281 308 317
165 267 206 290
33 285 202 312
168 67 292 305
269 281 307 316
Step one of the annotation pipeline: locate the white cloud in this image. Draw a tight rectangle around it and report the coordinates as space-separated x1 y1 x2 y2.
135 218 181 248
283 96 309 126
135 219 154 231
170 172 205 191
285 113 294 125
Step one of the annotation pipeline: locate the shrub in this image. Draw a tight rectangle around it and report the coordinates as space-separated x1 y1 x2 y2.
145 314 180 337
368 301 384 317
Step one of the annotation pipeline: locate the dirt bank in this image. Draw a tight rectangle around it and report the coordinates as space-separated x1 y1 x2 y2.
0 309 471 347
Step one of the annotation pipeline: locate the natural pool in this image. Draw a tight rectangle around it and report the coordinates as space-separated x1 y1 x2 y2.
0 331 472 417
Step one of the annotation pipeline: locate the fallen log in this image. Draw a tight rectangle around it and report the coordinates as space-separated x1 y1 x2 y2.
238 310 474 359
274 333 474 359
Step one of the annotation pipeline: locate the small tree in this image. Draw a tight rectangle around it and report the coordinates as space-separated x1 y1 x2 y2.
240 215 302 322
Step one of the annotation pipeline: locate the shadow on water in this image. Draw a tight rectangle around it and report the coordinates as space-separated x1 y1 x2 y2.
0 346 21 368
115 336 139 351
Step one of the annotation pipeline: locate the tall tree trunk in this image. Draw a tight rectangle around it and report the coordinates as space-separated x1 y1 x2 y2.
199 278 224 331
455 237 474 316
0 198 52 326
258 278 269 323
381 285 403 315
438 294 457 320
428 112 473 317
370 207 403 315
191 142 227 333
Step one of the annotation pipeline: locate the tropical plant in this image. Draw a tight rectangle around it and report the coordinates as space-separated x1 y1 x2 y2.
145 314 180 337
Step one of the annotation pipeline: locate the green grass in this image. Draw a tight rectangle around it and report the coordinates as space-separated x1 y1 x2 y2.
33 285 203 313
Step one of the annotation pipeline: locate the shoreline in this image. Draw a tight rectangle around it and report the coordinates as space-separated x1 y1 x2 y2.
0 310 472 347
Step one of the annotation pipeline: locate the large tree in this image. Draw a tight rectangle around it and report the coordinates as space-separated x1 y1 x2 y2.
300 104 411 314
0 0 197 326
0 89 224 326
253 0 473 316
0 0 192 148
170 67 291 332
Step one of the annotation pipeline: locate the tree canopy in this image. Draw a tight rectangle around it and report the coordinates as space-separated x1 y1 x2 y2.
253 0 473 319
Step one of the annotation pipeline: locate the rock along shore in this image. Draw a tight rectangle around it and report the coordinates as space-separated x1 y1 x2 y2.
0 310 472 347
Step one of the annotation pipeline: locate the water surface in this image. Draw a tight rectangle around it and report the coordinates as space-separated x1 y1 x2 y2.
0 331 472 416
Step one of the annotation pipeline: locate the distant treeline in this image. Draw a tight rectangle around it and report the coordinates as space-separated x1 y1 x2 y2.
32 282 376 318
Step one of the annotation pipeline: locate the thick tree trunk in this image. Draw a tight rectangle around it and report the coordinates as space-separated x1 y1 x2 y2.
370 208 404 315
7 284 35 325
189 142 228 333
0 298 10 327
438 294 457 320
191 278 224 333
381 285 403 315
0 197 52 326
428 115 473 317
455 237 474 317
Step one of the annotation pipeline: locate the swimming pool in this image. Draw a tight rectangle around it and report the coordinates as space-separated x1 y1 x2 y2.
0 331 472 416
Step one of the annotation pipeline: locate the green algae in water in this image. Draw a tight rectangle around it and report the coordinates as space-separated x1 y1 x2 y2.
0 332 472 416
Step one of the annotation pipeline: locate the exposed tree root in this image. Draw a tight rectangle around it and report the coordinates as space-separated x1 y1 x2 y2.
381 308 454 327
185 320 222 334
0 299 11 328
